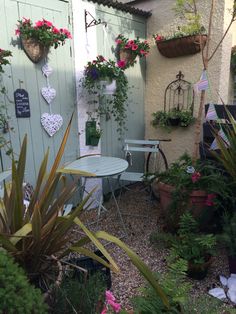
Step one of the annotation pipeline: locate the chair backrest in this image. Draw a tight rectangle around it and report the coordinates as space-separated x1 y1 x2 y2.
123 139 160 154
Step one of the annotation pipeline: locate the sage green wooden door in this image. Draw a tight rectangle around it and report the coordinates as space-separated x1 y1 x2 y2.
0 0 78 186
95 4 146 167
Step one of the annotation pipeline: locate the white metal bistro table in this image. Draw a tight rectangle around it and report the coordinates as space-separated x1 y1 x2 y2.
62 156 129 235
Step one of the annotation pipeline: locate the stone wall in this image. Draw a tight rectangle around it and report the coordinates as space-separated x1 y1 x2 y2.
134 0 234 164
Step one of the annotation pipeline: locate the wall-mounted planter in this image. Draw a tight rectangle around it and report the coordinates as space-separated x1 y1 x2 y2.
156 35 207 58
21 38 49 63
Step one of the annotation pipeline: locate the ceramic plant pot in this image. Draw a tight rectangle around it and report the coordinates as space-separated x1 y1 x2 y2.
187 256 212 280
156 181 208 215
21 37 49 63
156 35 207 58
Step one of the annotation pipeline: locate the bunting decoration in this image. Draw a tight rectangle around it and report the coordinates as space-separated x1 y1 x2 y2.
206 103 218 121
194 70 209 94
210 128 230 150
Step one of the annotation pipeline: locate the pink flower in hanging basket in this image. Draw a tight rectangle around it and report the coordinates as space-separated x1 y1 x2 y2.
191 171 201 183
117 60 126 68
16 18 72 49
132 44 138 51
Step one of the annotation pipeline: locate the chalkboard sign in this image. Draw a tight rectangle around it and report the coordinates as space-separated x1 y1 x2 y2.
14 89 30 118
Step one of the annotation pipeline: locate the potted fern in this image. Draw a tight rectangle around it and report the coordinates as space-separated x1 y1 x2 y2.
173 212 216 280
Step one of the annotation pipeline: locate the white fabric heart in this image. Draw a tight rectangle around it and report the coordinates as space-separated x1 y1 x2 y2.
41 87 56 104
42 64 53 77
41 113 63 137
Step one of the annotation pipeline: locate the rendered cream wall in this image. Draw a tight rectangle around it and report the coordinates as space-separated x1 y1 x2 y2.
142 0 234 165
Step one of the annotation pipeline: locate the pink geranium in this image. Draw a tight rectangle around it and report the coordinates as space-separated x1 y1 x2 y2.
117 60 126 68
43 19 53 27
15 29 21 36
191 172 201 183
128 40 134 45
115 39 123 44
35 20 44 28
105 290 116 302
52 27 60 34
132 44 138 51
107 300 121 313
205 194 216 206
140 49 147 55
155 35 164 41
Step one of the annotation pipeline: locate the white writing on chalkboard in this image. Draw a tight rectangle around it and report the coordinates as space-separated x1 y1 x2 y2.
14 88 31 118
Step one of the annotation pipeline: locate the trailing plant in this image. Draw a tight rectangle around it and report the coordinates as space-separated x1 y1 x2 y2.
0 49 12 73
0 49 13 156
15 17 72 48
0 116 169 308
83 55 129 137
115 34 150 69
172 212 216 265
90 126 102 139
0 249 47 313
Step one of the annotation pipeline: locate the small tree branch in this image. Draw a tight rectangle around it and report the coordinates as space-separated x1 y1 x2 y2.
208 15 236 61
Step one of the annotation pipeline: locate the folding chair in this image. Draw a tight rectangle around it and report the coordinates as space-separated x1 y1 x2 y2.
119 139 160 184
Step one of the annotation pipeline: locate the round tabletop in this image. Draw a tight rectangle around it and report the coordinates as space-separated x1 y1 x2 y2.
63 156 128 177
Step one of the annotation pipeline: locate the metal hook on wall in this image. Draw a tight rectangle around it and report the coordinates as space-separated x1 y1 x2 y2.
84 10 107 32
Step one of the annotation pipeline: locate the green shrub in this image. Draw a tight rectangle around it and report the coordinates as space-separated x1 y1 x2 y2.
0 250 47 314
52 271 106 314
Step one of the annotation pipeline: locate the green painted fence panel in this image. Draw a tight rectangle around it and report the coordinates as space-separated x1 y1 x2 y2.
0 0 78 187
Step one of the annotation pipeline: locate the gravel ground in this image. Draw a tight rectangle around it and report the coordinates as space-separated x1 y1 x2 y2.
78 185 234 311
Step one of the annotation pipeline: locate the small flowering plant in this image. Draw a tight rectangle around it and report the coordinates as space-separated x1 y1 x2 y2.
83 55 122 89
0 49 12 73
15 17 72 49
101 291 127 314
115 34 150 69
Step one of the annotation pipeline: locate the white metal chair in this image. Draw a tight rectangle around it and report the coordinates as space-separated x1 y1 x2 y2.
118 139 160 185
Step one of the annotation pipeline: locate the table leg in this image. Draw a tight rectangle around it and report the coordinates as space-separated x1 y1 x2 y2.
107 177 128 236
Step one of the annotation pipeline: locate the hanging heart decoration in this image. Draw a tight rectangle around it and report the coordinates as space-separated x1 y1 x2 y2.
41 113 63 137
42 63 53 77
41 86 56 104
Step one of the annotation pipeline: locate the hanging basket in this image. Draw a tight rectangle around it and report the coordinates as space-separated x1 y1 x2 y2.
21 37 49 63
119 49 136 64
156 35 207 58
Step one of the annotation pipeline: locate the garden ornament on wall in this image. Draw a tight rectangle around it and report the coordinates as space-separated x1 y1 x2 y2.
115 34 150 69
41 63 63 137
15 18 72 63
151 71 195 131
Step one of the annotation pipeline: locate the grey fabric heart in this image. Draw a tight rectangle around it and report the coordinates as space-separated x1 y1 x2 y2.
41 87 56 104
41 113 63 137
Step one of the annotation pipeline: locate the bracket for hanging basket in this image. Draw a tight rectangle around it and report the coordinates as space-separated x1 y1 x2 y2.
21 37 49 63
156 34 207 58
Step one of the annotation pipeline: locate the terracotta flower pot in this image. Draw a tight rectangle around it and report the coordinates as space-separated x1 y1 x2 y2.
156 35 207 58
155 181 207 214
21 37 49 63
